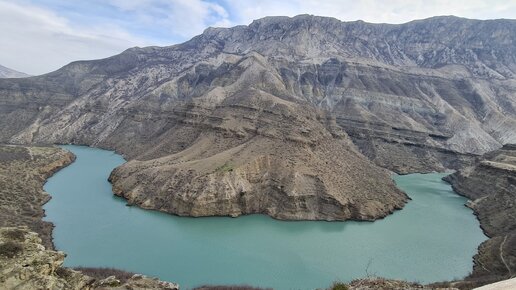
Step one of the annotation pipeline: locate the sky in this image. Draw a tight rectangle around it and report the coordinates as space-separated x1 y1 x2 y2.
1 0 515 75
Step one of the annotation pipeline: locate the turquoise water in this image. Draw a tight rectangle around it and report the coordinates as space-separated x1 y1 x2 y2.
43 145 487 290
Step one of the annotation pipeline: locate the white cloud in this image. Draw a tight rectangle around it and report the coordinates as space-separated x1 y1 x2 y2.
0 0 233 75
223 0 516 24
0 1 156 75
106 0 232 37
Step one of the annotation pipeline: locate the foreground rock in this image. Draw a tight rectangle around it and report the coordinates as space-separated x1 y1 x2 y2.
473 278 516 290
0 226 179 290
443 144 516 286
0 145 74 249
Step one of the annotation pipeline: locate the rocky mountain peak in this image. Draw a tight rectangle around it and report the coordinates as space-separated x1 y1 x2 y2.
186 15 516 78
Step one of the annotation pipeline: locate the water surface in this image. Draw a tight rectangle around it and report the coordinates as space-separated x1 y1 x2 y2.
43 145 486 289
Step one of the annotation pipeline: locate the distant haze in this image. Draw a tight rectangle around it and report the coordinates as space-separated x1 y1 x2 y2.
0 64 30 78
1 0 514 75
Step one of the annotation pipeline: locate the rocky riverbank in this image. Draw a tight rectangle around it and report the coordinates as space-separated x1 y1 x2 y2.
442 144 516 287
0 145 74 249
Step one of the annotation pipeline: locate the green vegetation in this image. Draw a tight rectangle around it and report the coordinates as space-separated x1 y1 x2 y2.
330 282 349 290
215 163 234 173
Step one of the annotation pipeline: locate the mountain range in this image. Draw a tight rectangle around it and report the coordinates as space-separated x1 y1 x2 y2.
0 15 515 221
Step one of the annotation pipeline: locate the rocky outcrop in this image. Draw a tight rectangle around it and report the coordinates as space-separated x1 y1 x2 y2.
443 144 516 284
0 145 75 249
108 87 407 220
0 226 179 290
0 15 515 220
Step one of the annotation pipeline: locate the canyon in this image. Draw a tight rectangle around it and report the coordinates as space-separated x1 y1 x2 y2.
0 15 514 221
0 14 515 289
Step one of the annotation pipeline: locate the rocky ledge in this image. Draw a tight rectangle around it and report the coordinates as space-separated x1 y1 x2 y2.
0 226 179 290
443 144 516 285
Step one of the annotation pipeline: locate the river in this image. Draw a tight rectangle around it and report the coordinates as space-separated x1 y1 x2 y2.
43 145 486 289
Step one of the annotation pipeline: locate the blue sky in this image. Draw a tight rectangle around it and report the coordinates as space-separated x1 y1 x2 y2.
1 0 515 75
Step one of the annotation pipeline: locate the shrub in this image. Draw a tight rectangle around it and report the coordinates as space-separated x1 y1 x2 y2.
330 282 349 290
4 228 26 241
56 267 73 279
215 163 234 173
0 241 23 258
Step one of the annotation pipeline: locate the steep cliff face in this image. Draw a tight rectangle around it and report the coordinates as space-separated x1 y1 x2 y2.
444 144 516 282
0 15 515 219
